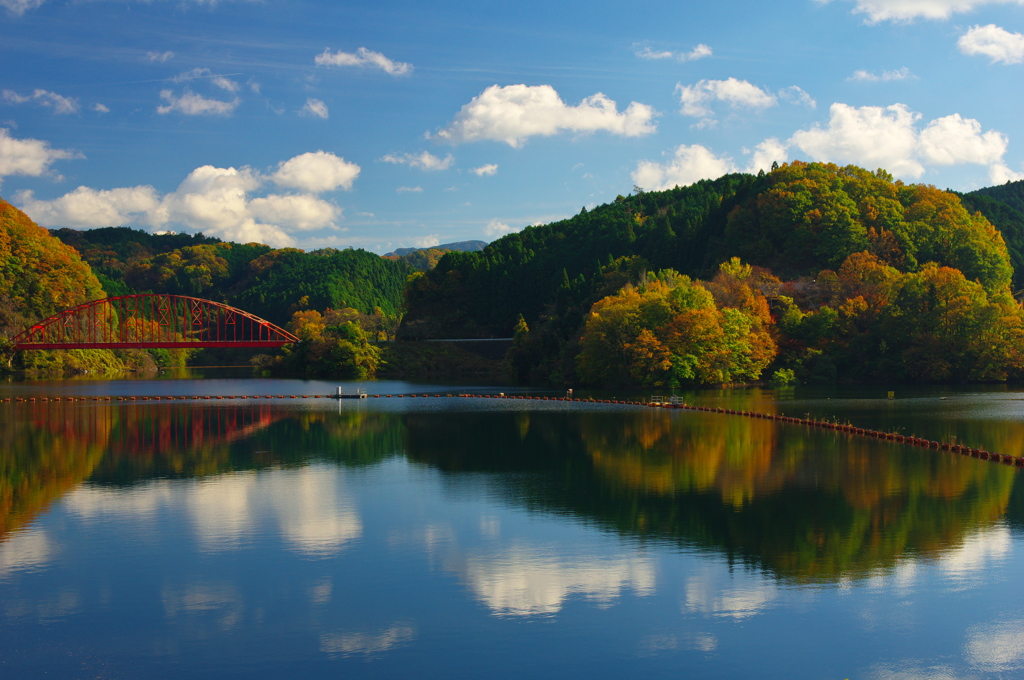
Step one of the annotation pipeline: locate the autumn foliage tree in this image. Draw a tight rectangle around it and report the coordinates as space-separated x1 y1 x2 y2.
258 307 382 379
576 262 777 387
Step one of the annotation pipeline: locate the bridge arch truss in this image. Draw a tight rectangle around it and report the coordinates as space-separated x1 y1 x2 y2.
11 294 299 350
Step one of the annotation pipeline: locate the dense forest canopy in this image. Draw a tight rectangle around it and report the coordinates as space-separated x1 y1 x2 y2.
1 198 105 338
404 162 1024 387
50 226 412 326
403 162 1015 343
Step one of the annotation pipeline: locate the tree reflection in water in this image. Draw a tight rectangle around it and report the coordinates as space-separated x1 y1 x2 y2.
2 401 1021 584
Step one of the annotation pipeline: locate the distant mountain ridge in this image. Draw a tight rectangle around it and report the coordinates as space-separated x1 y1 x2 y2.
386 240 487 257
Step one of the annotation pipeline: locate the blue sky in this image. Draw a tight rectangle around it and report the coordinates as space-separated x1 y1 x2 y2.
1 0 1023 253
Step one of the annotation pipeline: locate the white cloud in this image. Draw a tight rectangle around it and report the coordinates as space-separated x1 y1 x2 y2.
0 128 81 182
779 85 817 108
958 24 1024 64
434 84 657 147
636 44 712 61
146 50 175 63
270 151 360 193
93 103 110 113
17 151 356 247
636 46 674 60
0 0 44 15
249 193 340 231
849 66 915 81
484 218 520 237
314 47 412 76
789 102 924 176
990 162 1024 184
396 186 423 193
637 103 1011 188
212 76 240 93
676 78 777 118
918 113 1006 165
472 163 498 176
302 98 329 119
789 102 1010 178
820 0 1024 22
160 164 286 244
172 67 232 84
632 144 738 191
15 186 162 228
157 89 239 116
2 89 80 114
412 234 440 248
381 150 454 171
745 138 790 173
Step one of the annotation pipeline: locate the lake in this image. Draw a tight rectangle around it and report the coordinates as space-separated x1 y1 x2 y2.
2 374 1023 679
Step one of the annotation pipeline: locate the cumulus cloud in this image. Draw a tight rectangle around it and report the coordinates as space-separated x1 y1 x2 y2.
93 103 110 113
636 44 712 61
433 84 657 147
484 219 520 237
849 66 915 81
958 24 1024 64
918 113 1007 165
789 102 1008 178
746 138 790 173
146 50 175 63
270 151 360 193
676 78 778 118
472 164 498 176
632 144 740 191
157 89 239 116
248 193 340 231
3 89 80 114
302 98 329 119
990 162 1024 184
819 0 1024 22
789 102 925 175
381 150 454 171
16 186 162 228
0 128 81 183
16 151 356 247
633 103 1010 189
0 0 44 15
314 47 412 76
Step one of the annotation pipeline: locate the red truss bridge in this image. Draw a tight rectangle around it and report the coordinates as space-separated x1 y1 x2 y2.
10 294 299 351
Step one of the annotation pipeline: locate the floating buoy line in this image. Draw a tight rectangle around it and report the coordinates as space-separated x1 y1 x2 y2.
2 392 1021 468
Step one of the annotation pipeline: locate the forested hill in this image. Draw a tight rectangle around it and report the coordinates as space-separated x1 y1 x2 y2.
969 178 1024 213
51 226 412 326
401 162 1013 340
962 179 1024 289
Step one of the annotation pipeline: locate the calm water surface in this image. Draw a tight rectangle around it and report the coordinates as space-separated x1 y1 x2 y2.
2 375 1024 679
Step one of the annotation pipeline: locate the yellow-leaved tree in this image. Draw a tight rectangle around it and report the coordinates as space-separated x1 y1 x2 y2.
576 262 776 387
